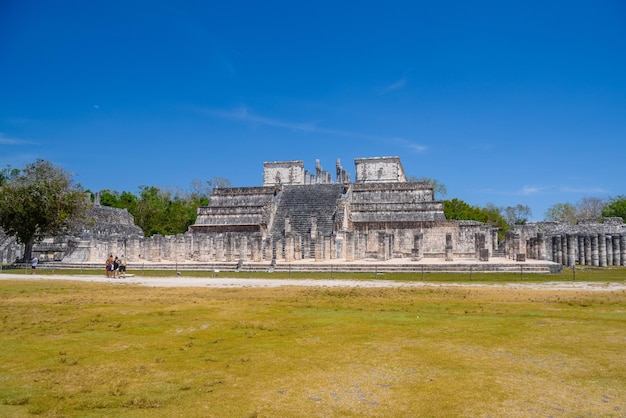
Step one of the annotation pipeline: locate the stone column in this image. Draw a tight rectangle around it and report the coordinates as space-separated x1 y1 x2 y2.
445 233 454 262
315 232 323 261
492 229 499 252
310 216 317 240
324 237 332 261
285 217 291 235
621 234 626 266
129 236 142 262
378 233 387 261
412 233 423 261
554 235 562 265
216 236 225 262
598 233 606 267
302 235 311 260
294 235 302 260
536 233 545 260
606 235 613 266
475 233 486 259
577 235 585 265
613 235 621 266
285 235 294 261
585 234 591 266
336 237 343 260
591 234 599 266
345 232 355 262
261 238 270 261
566 234 576 267
251 236 261 262
362 233 369 260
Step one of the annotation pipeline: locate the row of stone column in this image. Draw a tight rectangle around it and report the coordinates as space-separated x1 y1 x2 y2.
527 233 626 267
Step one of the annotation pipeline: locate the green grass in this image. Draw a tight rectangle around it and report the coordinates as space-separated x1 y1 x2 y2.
0 279 624 417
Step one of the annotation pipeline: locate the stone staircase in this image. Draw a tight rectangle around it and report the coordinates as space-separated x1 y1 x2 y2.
269 184 345 241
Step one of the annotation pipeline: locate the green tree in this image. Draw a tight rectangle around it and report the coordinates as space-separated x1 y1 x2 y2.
97 181 213 236
545 202 577 224
0 159 88 261
602 195 626 220
443 198 509 240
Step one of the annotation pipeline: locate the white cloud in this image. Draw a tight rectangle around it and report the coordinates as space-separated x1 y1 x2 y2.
521 185 544 195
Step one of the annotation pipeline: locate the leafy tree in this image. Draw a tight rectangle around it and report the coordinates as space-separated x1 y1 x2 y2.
0 159 88 261
96 181 213 236
444 198 509 240
602 195 626 220
545 202 577 224
98 189 121 207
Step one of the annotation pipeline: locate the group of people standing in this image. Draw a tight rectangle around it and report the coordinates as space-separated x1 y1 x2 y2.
105 254 127 278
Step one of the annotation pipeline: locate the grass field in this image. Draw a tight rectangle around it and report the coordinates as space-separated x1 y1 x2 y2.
0 274 624 417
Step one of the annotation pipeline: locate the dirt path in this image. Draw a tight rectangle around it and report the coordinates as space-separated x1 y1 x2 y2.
1 273 625 291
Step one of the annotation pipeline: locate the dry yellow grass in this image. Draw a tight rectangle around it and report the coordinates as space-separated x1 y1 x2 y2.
0 280 624 417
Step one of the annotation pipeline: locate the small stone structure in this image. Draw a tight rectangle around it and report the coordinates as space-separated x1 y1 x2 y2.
507 218 626 267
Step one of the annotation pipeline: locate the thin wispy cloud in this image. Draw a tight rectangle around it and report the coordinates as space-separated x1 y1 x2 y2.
0 133 31 145
521 185 545 195
382 77 407 92
380 69 412 94
201 106 428 153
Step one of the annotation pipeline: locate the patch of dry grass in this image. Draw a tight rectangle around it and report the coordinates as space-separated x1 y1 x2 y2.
0 281 624 417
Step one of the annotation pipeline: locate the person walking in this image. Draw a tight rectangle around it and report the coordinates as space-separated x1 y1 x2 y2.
105 254 114 278
118 255 127 278
31 256 39 275
113 256 120 278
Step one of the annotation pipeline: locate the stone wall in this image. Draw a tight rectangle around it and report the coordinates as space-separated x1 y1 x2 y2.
354 156 407 183
263 160 304 186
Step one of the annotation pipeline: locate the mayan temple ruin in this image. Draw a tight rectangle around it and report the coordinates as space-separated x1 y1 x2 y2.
2 156 624 273
187 157 496 264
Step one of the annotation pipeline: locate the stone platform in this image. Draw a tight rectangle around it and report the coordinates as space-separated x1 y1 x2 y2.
26 257 562 274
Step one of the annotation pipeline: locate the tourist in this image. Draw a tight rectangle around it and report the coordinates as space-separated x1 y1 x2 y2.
118 255 127 278
105 254 114 277
112 256 120 278
31 256 39 275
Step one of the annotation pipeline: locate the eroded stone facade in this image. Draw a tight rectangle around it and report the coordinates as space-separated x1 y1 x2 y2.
1 157 499 265
186 157 494 263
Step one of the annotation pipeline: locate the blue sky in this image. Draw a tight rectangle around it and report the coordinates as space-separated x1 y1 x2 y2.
1 1 625 220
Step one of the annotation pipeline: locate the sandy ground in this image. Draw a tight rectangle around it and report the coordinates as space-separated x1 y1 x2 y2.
0 272 625 291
